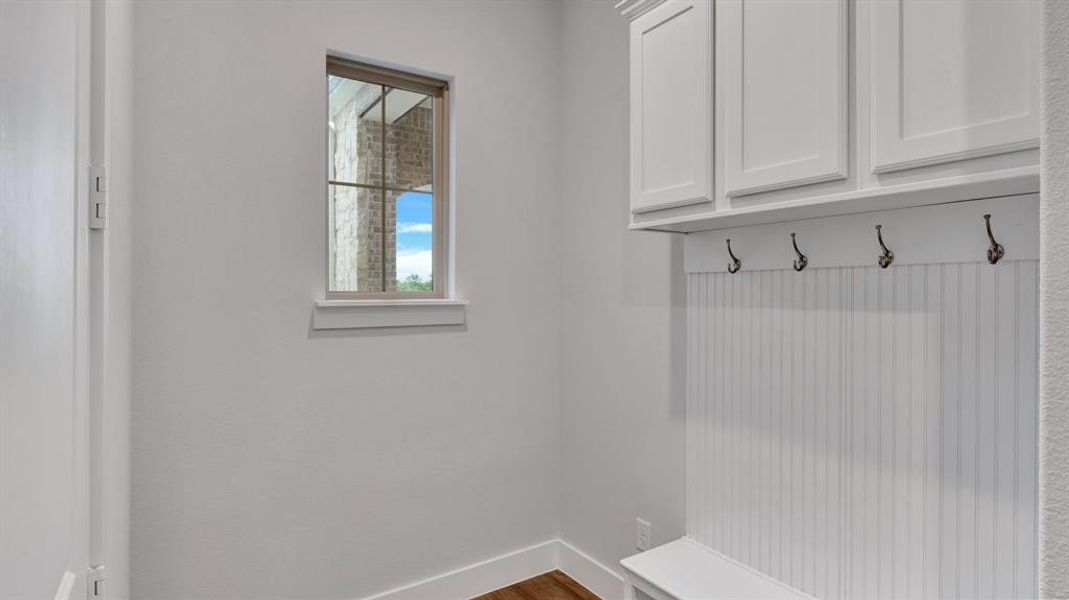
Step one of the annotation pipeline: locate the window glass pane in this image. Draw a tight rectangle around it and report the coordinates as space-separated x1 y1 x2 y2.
384 87 434 191
327 60 444 297
393 190 434 292
329 185 384 293
328 75 383 186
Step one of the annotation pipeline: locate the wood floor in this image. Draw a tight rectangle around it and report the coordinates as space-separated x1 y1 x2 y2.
472 570 601 600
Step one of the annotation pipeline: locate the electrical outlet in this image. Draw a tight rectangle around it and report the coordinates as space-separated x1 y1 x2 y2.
636 518 652 551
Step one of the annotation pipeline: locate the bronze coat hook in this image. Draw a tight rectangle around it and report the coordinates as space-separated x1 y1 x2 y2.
984 214 1004 265
726 239 742 274
875 225 894 269
790 233 808 272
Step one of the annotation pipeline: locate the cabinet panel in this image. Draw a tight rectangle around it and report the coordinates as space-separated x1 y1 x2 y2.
870 0 1039 173
630 1 713 213
722 0 847 197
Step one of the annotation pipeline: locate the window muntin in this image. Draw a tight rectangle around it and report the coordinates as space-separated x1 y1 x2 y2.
326 58 448 298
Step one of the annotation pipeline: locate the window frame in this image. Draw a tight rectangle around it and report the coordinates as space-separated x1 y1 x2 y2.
325 56 450 300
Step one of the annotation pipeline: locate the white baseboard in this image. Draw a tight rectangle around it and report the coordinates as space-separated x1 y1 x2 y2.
53 571 77 600
556 540 626 600
359 540 558 600
358 538 624 600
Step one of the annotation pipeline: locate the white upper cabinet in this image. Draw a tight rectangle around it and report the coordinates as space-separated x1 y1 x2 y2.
721 0 847 197
869 0 1039 173
617 0 1040 232
629 0 714 214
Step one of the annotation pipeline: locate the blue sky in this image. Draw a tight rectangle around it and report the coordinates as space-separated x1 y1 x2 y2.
396 191 433 281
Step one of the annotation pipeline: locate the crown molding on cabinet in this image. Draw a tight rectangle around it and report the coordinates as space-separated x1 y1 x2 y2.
614 0 668 21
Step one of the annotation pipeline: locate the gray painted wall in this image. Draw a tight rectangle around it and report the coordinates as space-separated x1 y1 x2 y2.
1041 1 1069 596
131 2 563 597
558 0 687 575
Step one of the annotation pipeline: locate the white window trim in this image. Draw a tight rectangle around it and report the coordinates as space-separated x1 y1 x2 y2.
316 55 464 329
312 298 468 330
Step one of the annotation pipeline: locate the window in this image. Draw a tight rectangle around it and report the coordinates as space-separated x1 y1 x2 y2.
326 57 449 299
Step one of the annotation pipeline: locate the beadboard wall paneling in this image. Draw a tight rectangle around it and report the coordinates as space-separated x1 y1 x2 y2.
686 262 1038 600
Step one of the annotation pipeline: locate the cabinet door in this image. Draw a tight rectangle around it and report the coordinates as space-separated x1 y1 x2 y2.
630 0 713 214
722 0 847 197
870 0 1039 173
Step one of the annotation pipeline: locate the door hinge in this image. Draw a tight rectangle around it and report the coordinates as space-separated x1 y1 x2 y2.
89 165 107 230
87 565 106 600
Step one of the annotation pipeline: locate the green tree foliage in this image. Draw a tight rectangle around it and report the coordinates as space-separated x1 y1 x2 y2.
396 273 433 292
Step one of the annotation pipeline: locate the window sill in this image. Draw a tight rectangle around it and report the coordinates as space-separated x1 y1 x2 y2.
312 298 468 330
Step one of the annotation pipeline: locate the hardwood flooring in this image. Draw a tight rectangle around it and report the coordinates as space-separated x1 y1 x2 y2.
472 570 600 600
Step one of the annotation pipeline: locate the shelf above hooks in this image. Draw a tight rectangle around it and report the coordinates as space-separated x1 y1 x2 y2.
689 195 1037 275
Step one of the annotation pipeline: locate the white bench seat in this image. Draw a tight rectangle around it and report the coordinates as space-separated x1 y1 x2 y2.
619 538 812 600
